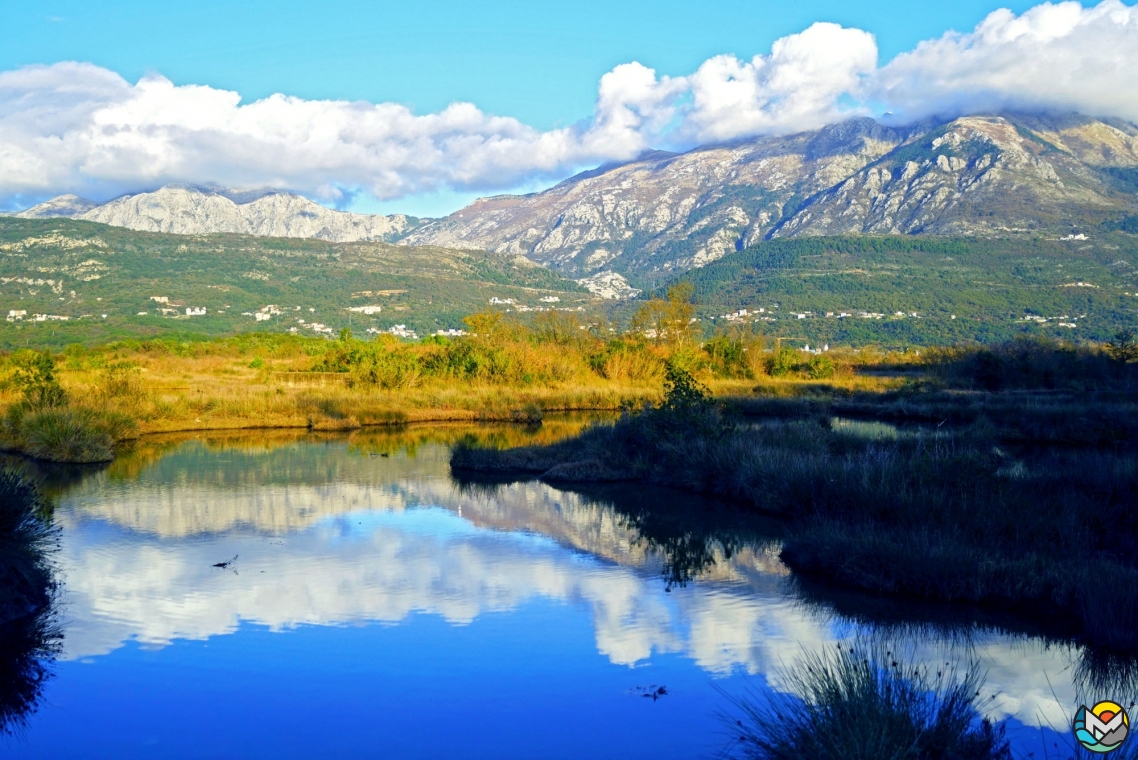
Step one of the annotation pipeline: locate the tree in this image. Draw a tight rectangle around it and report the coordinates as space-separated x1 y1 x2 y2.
1105 329 1138 364
631 282 698 350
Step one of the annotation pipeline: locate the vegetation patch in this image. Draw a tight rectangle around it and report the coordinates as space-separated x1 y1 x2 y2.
722 641 1010 760
453 341 1138 650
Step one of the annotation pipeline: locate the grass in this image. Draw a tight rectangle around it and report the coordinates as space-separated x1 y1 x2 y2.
0 305 890 460
721 640 1010 760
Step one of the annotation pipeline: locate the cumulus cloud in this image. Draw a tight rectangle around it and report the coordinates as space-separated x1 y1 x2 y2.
0 1 1136 208
871 0 1138 123
682 23 877 142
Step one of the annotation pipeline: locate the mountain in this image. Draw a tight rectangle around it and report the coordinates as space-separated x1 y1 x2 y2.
406 114 1138 282
14 185 424 244
772 115 1138 237
405 119 915 278
12 194 99 219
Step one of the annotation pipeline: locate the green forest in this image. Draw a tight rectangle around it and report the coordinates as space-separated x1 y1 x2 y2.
667 233 1138 346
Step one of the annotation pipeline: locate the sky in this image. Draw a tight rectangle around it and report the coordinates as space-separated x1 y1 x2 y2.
0 0 1135 217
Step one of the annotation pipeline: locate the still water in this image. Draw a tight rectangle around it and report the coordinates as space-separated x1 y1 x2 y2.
2 421 1120 758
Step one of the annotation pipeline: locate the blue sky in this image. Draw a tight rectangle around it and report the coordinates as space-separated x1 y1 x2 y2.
0 0 1083 130
0 0 1134 216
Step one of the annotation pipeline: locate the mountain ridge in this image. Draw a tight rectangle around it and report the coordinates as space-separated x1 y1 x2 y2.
11 185 424 244
10 112 1138 284
406 113 1138 282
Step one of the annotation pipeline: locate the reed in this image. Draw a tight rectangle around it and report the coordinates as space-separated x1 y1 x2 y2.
0 468 55 627
722 641 1010 760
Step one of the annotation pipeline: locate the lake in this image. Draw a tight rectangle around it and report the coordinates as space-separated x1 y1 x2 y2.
2 421 1122 758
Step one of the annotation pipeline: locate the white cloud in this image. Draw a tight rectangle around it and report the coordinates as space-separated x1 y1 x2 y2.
0 1 1136 208
682 23 877 143
871 0 1138 123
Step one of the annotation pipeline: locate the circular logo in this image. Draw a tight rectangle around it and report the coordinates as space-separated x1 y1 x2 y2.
1075 701 1130 753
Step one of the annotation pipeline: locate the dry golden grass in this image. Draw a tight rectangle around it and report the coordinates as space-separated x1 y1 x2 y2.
0 330 914 449
13 344 654 437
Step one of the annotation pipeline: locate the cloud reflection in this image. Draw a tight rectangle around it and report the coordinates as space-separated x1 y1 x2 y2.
52 438 1087 729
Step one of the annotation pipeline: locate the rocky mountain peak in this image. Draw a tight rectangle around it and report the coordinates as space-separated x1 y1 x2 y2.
12 194 99 219
12 185 424 244
407 112 1138 279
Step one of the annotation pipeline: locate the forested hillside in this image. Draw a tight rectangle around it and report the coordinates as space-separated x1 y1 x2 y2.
673 233 1138 345
0 219 588 350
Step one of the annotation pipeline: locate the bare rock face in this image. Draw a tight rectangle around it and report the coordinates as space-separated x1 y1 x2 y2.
575 271 642 300
406 119 913 277
407 114 1138 277
17 186 421 243
12 194 99 219
773 116 1138 237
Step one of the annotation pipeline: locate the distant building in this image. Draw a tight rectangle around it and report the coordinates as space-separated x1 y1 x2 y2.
150 296 170 304
348 305 383 315
368 324 419 340
186 307 206 316
6 310 27 322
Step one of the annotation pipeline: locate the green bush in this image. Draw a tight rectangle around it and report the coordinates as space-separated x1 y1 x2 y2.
11 352 67 409
807 354 835 379
767 349 799 377
704 334 754 379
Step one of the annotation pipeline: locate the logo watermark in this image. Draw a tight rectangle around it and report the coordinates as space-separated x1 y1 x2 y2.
1074 701 1130 753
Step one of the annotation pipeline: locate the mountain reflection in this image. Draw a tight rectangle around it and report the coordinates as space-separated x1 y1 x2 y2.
37 425 1115 733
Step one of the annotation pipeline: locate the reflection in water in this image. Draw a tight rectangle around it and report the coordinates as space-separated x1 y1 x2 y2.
0 464 62 736
0 607 61 736
8 421 1138 757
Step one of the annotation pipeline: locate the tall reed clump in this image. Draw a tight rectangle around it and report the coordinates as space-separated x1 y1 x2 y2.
0 467 55 626
0 466 60 736
723 642 1010 760
1 350 136 462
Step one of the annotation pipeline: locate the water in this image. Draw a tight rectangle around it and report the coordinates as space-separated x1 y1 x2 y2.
2 423 1124 758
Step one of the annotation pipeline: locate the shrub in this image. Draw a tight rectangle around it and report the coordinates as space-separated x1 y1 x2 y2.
590 339 664 383
13 407 134 463
808 355 835 379
767 349 798 377
11 352 67 409
98 361 142 402
927 337 1133 391
723 641 1010 760
704 332 760 379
